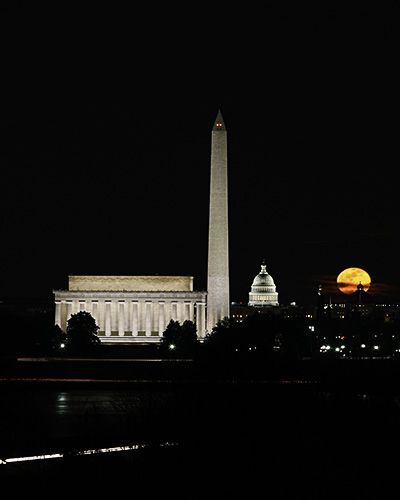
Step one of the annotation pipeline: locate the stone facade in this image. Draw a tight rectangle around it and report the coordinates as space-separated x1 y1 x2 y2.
68 275 194 292
248 262 279 307
54 276 207 343
53 111 232 341
207 110 230 329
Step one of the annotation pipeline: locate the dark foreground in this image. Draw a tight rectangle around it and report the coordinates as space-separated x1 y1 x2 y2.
1 357 400 498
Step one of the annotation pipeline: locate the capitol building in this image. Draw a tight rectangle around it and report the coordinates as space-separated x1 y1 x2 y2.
53 113 284 344
230 261 280 323
248 261 279 307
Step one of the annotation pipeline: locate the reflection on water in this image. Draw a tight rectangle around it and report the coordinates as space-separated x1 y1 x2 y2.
2 383 400 460
3 382 400 499
0 386 181 455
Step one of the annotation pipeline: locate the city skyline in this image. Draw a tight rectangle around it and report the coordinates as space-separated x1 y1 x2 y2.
1 9 399 497
1 8 397 306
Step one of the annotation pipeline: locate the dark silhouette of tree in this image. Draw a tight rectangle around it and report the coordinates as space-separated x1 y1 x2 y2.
203 317 239 358
39 324 67 355
0 309 65 357
238 314 278 353
160 319 197 357
278 318 311 359
66 311 100 354
204 314 315 361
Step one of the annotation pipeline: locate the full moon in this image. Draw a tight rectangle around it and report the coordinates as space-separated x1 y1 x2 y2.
337 268 371 294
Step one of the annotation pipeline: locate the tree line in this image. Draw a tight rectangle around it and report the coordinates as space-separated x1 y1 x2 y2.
2 308 400 359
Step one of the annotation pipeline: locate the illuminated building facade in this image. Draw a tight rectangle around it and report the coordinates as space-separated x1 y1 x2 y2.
248 261 279 307
53 110 232 342
54 275 207 343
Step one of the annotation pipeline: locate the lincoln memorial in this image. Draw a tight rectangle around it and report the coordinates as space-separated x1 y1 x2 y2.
53 111 232 344
54 275 207 344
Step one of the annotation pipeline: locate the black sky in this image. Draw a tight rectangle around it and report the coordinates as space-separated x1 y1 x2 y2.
1 6 398 306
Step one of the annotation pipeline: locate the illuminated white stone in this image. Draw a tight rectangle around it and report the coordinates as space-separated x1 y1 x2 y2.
53 112 236 342
54 276 207 343
248 262 279 307
207 110 230 330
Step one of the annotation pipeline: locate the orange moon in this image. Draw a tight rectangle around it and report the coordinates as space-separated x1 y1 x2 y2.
337 268 371 294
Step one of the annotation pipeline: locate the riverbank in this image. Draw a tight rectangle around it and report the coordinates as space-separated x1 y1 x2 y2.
1 377 399 498
2 357 400 497
2 356 400 394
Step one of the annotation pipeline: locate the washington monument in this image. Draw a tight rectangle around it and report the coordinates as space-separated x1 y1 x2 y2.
207 110 230 330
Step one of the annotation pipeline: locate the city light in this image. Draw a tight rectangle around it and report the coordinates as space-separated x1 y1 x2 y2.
169 344 176 350
320 345 331 352
320 344 349 354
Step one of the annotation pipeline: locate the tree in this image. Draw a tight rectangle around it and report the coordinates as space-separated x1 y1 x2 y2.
40 324 67 355
238 314 278 353
66 311 100 354
160 319 197 357
203 317 239 358
204 314 312 361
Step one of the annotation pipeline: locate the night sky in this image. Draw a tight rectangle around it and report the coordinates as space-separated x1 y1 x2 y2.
1 7 398 306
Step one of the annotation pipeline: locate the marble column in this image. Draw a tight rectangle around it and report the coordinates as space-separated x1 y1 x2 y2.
73 299 79 314
171 301 178 322
158 301 165 336
177 301 184 324
66 300 73 325
131 301 138 336
98 300 105 332
145 301 152 336
184 301 191 322
55 300 61 327
118 300 125 336
79 300 86 311
105 300 111 336
92 300 98 326
196 302 206 339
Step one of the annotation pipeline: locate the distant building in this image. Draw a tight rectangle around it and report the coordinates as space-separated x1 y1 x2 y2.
318 283 400 321
53 111 230 342
54 275 206 344
248 261 279 307
231 261 315 322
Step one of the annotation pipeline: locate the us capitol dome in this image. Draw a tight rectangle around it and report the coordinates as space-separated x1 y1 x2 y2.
248 260 279 307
